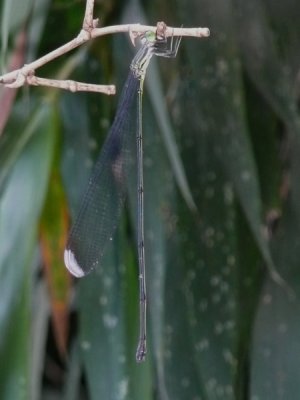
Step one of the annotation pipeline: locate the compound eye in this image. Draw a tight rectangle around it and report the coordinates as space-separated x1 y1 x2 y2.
140 30 156 45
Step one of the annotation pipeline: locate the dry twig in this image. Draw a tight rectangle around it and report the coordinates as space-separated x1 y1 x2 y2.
0 0 209 95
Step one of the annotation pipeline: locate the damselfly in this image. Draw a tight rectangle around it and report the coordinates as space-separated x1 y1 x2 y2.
64 30 181 362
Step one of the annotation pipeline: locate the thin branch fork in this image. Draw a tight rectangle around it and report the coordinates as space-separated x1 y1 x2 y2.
0 0 209 95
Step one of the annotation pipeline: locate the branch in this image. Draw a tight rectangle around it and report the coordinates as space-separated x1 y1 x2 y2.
26 75 116 95
0 0 209 95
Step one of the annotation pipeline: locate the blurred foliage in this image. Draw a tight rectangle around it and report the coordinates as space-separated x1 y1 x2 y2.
1 0 300 399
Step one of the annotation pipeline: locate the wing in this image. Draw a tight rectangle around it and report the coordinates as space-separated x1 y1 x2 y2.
64 71 139 277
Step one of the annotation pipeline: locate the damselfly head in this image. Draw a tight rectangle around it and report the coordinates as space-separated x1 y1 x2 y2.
140 31 156 45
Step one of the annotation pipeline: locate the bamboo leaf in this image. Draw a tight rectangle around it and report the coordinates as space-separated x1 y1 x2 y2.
40 113 71 357
234 0 300 133
251 200 300 399
1 0 34 63
0 100 50 193
0 102 55 399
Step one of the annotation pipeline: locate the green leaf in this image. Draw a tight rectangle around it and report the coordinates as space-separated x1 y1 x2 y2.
40 112 71 357
251 200 300 399
63 340 81 400
78 230 152 400
234 0 300 133
0 100 50 193
0 102 55 399
1 0 34 64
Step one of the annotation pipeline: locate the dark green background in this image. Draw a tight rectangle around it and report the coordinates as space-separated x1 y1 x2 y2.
1 0 300 399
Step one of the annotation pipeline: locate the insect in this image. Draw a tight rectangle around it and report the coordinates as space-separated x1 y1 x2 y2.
64 29 181 362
